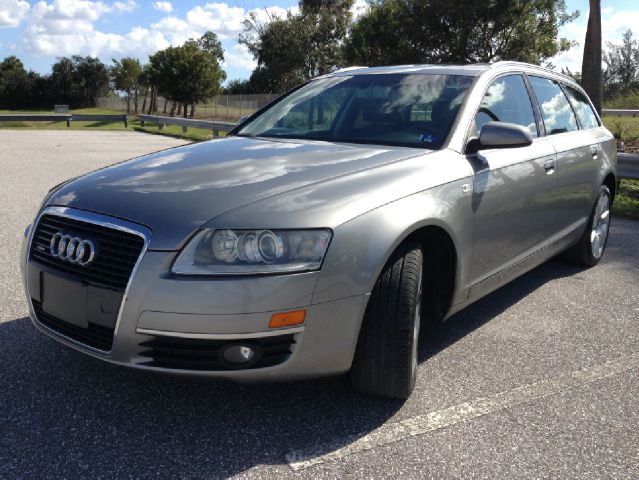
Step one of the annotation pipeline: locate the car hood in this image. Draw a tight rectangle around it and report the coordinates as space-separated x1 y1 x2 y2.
47 136 427 249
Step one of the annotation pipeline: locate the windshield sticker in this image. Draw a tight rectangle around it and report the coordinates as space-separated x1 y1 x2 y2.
419 134 437 143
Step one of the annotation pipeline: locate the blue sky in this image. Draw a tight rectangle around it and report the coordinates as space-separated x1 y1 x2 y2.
0 0 637 83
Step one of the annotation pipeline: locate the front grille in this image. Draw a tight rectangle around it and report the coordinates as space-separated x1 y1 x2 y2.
33 301 115 351
138 334 296 371
30 214 144 291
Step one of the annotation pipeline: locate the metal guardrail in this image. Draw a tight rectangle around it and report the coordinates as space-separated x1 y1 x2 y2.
138 114 235 137
602 109 639 117
618 152 639 180
0 114 128 127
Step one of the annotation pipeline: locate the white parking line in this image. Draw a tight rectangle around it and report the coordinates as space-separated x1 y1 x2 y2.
285 353 639 471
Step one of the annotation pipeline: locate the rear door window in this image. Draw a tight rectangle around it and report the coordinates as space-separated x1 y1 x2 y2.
475 75 538 138
564 86 600 129
528 76 578 135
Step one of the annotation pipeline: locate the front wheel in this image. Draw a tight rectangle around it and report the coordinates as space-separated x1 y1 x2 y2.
564 185 612 267
350 242 423 399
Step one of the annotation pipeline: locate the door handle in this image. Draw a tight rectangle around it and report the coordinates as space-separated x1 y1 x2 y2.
543 159 556 174
590 145 599 159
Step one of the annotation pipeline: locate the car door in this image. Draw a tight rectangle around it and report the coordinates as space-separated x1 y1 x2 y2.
527 76 597 236
466 74 559 295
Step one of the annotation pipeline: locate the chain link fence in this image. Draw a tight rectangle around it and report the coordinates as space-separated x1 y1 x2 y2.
97 94 281 121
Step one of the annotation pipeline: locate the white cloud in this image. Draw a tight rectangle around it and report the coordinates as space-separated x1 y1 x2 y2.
0 0 30 28
150 15 200 45
22 26 168 58
186 3 246 39
13 0 298 75
152 1 172 13
602 9 639 39
185 4 294 40
223 43 256 71
351 0 369 19
551 7 639 74
551 44 584 73
113 1 137 13
21 0 164 58
27 0 138 35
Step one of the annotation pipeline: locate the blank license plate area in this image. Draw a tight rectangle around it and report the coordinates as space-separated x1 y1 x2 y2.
41 272 88 328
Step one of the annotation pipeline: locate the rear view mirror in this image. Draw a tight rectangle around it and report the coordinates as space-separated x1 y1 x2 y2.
478 121 533 149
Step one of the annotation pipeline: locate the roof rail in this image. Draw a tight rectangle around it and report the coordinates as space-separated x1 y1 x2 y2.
332 66 368 73
489 61 576 82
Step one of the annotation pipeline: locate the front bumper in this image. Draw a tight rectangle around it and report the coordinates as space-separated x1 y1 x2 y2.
21 210 369 382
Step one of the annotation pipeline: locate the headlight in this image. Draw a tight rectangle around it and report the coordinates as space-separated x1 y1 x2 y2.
172 229 332 275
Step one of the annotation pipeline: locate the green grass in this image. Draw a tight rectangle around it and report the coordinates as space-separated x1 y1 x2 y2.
602 115 639 143
613 179 639 220
132 119 221 141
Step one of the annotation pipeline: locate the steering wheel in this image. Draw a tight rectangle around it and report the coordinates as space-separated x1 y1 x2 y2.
477 107 500 122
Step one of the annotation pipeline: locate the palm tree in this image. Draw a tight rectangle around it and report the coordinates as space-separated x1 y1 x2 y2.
581 0 602 114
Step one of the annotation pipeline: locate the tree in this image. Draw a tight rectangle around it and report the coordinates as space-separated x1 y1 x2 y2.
343 0 577 66
110 57 142 113
149 32 226 118
240 1 353 92
603 29 639 90
582 0 602 114
75 56 110 108
224 79 254 94
0 56 31 109
50 56 109 108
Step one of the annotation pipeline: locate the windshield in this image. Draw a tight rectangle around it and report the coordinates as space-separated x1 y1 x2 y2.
236 74 474 149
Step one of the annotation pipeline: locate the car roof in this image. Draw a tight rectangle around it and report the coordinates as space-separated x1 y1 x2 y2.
328 64 490 77
327 61 578 85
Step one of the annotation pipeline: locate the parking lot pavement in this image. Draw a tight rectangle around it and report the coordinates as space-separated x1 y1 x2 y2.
1 131 638 478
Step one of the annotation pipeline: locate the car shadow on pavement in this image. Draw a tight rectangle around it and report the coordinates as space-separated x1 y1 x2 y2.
0 258 603 478
418 257 589 363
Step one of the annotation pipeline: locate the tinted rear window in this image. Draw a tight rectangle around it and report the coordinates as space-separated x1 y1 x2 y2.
529 76 578 135
564 86 600 129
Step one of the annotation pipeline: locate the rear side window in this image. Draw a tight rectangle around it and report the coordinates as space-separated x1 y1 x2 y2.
475 75 538 138
564 86 600 129
528 76 578 135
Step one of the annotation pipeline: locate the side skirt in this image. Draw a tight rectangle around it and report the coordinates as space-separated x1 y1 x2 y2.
444 226 582 320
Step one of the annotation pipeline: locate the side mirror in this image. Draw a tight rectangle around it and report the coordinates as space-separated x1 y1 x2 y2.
237 115 250 125
477 121 533 150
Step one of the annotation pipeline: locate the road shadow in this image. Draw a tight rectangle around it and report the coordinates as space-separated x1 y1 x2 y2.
2 219 636 478
418 257 588 362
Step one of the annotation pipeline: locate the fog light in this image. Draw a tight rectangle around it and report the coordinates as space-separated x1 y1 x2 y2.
222 344 256 365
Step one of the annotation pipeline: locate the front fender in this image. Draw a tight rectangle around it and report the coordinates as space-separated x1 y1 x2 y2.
313 177 474 306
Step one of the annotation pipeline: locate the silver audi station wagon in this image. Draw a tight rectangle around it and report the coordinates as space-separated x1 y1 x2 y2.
21 62 616 399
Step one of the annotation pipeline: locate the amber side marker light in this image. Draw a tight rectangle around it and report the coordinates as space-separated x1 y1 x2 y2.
269 310 306 329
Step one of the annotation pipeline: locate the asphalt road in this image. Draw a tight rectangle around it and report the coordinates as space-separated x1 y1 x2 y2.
1 131 638 479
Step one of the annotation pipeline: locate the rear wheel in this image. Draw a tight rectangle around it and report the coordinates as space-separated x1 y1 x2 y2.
564 185 612 267
350 242 423 399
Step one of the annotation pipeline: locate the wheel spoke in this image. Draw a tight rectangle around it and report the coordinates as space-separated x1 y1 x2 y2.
591 232 601 258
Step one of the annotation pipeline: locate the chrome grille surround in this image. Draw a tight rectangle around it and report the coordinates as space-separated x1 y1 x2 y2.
25 206 151 355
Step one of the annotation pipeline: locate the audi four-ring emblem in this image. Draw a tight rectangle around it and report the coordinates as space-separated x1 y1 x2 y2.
49 232 96 266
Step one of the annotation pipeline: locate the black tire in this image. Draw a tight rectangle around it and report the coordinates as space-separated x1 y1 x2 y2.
350 242 423 399
564 185 612 267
